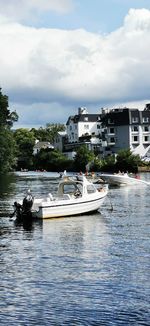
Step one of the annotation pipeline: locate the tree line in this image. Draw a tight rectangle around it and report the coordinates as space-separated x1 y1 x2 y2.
0 88 148 174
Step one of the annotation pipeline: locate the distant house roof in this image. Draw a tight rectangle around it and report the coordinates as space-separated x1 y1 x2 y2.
57 131 67 136
66 114 101 125
34 141 54 150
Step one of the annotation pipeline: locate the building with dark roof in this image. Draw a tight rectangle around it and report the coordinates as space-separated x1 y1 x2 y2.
54 104 150 159
66 107 104 152
101 104 150 157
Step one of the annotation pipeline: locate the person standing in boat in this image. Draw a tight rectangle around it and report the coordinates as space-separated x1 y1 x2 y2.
22 189 34 213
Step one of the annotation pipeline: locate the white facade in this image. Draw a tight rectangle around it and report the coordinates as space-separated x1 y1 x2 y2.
33 140 54 155
66 108 102 143
130 124 150 157
54 105 150 159
102 106 150 157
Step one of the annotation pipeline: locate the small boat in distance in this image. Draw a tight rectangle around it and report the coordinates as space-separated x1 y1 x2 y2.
12 173 108 220
98 172 150 187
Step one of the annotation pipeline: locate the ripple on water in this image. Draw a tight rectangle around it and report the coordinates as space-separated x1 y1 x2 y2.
0 172 150 325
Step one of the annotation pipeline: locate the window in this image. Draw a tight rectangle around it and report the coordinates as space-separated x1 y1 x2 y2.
87 185 96 194
132 126 138 132
110 127 115 134
133 135 138 142
84 124 89 129
110 137 115 143
143 117 149 123
97 124 101 129
132 117 138 123
143 136 149 142
84 117 88 121
143 126 149 132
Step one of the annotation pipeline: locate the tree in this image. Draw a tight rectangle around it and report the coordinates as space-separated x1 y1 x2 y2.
34 149 72 171
0 128 17 172
31 123 65 143
115 149 141 173
100 155 116 172
13 128 36 170
0 88 18 128
0 88 18 173
73 145 95 172
46 123 66 143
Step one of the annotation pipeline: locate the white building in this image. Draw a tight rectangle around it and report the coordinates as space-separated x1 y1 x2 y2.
33 140 54 155
66 107 103 151
53 104 150 160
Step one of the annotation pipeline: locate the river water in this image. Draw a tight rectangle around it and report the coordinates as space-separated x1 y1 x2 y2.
0 172 150 326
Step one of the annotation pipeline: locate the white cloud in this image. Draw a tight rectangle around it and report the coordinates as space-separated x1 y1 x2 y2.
0 0 74 22
0 8 150 128
124 8 150 31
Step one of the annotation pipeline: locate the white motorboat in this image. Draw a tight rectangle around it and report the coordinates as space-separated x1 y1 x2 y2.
99 173 150 187
13 174 108 219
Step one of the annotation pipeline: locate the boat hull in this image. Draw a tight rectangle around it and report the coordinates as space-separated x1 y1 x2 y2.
32 194 107 219
99 174 149 186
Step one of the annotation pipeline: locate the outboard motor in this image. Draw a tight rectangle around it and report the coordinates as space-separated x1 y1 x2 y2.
12 190 33 223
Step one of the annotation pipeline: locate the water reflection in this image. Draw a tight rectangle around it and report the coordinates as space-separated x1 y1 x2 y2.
14 217 39 232
0 173 17 198
0 172 150 325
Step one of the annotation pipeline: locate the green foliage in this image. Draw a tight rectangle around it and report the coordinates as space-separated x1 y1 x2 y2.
92 157 103 171
0 88 18 128
115 149 141 173
13 129 36 170
31 123 65 143
46 123 66 143
100 155 116 172
0 88 18 172
13 125 66 170
0 129 17 173
34 149 72 172
97 149 141 173
73 145 95 172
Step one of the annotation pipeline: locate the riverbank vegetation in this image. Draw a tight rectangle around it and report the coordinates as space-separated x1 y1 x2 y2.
0 88 18 173
0 88 150 174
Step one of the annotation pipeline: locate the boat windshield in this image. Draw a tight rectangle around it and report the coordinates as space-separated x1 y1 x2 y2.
87 184 96 194
63 183 82 196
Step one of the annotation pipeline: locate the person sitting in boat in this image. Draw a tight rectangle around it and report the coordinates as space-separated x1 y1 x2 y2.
135 174 140 179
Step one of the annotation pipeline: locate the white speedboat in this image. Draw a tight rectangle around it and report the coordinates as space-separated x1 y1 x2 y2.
13 174 108 219
99 173 150 187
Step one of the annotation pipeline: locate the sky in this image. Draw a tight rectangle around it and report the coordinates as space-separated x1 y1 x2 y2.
0 0 150 129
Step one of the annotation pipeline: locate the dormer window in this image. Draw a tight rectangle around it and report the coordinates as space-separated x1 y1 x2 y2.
143 117 149 123
132 117 138 123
